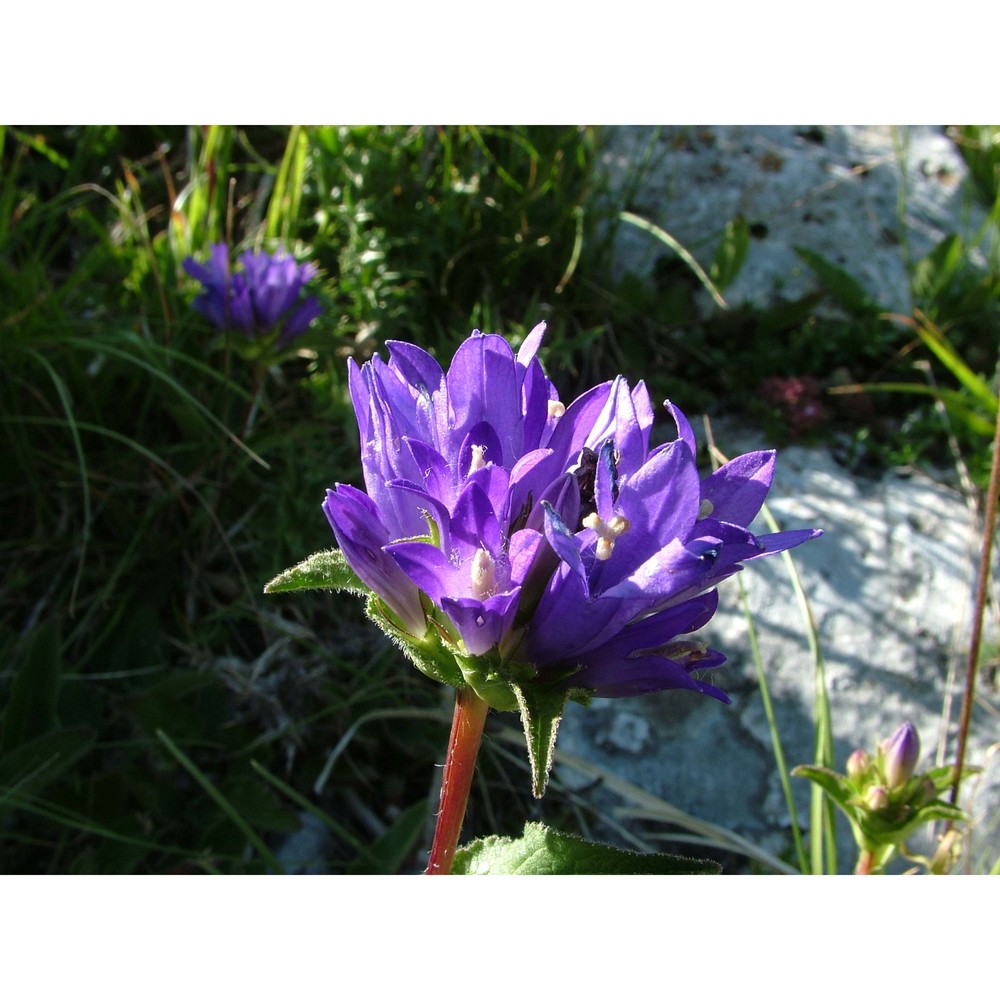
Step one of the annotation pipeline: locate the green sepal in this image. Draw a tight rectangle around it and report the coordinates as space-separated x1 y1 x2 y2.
263 549 366 596
453 646 520 713
856 797 967 850
381 605 465 690
452 821 721 875
512 681 568 798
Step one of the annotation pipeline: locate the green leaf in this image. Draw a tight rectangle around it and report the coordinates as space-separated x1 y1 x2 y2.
710 214 749 291
1 622 62 752
911 234 964 306
452 821 721 875
0 727 96 805
512 682 568 798
794 245 876 316
348 799 429 874
156 729 282 873
264 549 366 596
791 764 853 809
913 321 998 415
834 381 996 434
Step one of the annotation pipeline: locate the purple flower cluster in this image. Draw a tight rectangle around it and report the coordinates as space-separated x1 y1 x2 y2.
324 324 820 704
183 244 321 345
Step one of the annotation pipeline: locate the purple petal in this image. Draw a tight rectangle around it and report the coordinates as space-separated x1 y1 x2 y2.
609 439 700 574
600 536 721 605
322 487 426 636
520 357 555 453
347 358 371 442
542 501 587 584
385 540 460 605
586 376 644 473
664 400 697 457
403 437 453 506
632 381 655 455
465 463 511 529
458 422 503 478
516 321 547 369
701 450 776 527
387 340 445 401
573 648 729 701
450 481 502 556
544 380 613 472
441 590 521 656
446 333 519 463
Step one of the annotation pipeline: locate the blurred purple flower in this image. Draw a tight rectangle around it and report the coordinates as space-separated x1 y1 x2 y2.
323 324 821 703
183 244 321 345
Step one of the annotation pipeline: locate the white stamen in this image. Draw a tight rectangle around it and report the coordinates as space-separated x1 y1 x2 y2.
469 444 488 474
470 548 496 599
582 512 630 561
548 400 566 420
698 498 714 520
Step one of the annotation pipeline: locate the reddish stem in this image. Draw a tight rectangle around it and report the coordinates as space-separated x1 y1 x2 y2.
950 403 1000 807
425 687 489 875
855 850 875 875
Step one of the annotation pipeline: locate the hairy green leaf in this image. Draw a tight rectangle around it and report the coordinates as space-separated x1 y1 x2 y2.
264 549 366 595
453 822 721 875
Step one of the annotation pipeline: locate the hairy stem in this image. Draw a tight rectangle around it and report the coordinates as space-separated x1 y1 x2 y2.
425 687 489 875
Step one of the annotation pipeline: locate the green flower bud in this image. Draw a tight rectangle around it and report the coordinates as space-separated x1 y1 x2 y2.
846 749 871 783
865 785 890 811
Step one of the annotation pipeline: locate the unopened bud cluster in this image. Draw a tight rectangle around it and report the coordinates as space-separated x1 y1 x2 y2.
846 722 922 817
793 719 967 873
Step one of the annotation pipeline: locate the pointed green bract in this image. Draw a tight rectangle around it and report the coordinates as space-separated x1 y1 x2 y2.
264 549 366 596
452 821 721 875
512 682 568 798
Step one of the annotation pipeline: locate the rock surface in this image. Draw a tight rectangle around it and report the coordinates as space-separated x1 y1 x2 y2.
602 125 989 313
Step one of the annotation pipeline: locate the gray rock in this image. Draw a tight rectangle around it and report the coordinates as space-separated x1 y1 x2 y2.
602 125 989 314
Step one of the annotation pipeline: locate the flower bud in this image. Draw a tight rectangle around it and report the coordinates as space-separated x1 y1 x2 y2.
864 785 890 812
846 749 871 783
882 722 920 790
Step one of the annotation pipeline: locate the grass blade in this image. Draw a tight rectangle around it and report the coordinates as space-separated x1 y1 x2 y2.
156 729 281 873
737 573 810 873
620 210 728 309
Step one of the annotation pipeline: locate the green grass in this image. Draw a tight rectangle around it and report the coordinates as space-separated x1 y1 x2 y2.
1 125 997 873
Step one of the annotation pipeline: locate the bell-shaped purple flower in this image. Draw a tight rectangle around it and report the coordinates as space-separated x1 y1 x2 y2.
323 324 822 708
183 244 321 345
